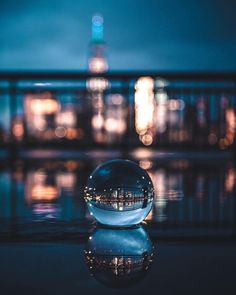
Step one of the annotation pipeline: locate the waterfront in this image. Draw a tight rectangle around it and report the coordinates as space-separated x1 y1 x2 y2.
0 151 235 240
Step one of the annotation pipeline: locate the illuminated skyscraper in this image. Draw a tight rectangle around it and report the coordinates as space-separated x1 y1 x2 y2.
87 14 109 144
88 14 108 73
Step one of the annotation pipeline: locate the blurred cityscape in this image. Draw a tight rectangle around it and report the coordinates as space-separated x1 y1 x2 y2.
0 15 235 151
0 14 236 236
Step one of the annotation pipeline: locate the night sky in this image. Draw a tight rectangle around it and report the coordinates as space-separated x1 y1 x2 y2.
0 0 236 71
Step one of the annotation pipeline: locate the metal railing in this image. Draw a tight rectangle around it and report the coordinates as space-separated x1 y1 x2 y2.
0 71 235 150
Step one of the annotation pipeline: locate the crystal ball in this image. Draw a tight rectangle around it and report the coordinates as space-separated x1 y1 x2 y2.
84 159 154 227
84 226 154 288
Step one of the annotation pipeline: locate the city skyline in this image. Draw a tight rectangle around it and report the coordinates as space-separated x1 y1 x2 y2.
0 0 236 71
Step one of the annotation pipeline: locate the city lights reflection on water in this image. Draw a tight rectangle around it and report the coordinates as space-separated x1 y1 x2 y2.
0 156 235 229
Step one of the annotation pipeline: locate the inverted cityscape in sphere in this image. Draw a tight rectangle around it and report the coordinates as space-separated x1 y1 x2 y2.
84 159 154 227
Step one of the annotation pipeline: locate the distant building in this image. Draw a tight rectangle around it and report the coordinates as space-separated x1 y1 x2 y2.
88 14 108 73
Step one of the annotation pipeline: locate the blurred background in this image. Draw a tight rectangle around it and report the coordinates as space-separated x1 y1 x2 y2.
0 0 236 150
1 0 236 71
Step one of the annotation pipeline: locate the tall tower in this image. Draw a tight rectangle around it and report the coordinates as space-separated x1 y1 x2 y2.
88 14 108 73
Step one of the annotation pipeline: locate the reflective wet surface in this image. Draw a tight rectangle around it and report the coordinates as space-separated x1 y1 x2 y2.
0 151 235 238
0 150 236 294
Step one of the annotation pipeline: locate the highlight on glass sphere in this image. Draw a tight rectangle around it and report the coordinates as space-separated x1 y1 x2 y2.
84 226 154 288
84 159 154 227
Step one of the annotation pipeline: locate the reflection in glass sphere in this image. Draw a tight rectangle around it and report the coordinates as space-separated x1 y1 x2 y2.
84 159 154 227
85 226 154 288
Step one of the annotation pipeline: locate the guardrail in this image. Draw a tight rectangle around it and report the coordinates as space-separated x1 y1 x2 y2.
0 71 235 150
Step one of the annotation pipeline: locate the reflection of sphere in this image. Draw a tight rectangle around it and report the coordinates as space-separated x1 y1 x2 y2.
84 159 154 227
85 226 154 288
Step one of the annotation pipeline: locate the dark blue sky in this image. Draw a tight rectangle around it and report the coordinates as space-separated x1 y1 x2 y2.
0 0 236 71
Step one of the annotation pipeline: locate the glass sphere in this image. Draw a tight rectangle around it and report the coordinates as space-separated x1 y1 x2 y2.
85 226 154 288
84 159 154 227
